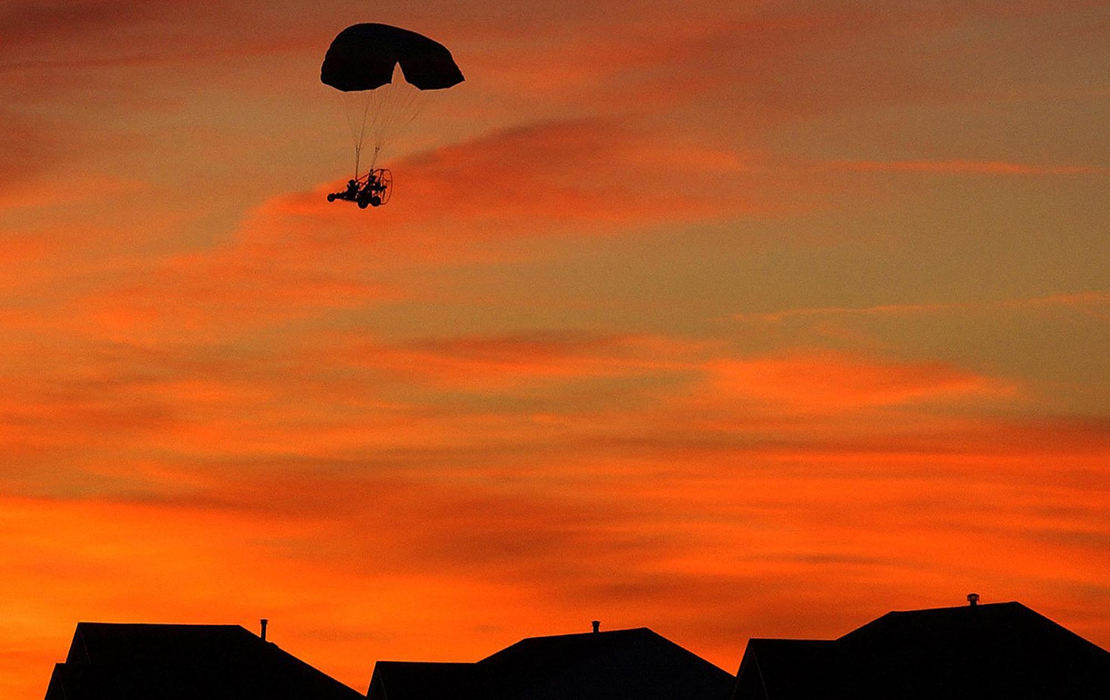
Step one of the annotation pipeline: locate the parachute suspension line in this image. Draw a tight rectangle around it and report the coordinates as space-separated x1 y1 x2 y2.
341 89 376 178
354 97 369 177
365 77 424 171
336 64 432 178
369 82 393 169
365 84 389 171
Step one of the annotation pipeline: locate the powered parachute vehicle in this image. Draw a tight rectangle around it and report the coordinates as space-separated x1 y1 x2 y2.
320 23 464 208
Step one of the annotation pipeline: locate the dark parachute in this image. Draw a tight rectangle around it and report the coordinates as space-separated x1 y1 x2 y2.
321 23 464 92
321 23 464 187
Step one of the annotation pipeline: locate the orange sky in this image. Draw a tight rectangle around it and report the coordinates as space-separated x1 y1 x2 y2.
2 1 1109 698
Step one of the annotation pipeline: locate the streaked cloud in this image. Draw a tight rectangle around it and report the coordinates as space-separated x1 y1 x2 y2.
824 160 1105 175
734 291 1110 322
335 119 754 237
693 352 1014 414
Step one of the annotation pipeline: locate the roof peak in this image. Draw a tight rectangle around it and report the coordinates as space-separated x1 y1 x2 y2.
76 622 248 628
883 600 1025 616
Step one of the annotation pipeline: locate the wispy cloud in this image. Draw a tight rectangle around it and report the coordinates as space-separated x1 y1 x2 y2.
177 117 762 276
734 291 1110 322
691 352 1014 414
334 331 701 390
823 160 1105 175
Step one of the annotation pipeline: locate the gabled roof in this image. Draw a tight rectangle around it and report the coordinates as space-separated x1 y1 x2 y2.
732 602 1110 700
368 627 735 700
45 622 364 700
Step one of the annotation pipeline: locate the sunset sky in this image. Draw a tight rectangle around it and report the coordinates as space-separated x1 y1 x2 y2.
2 1 1108 697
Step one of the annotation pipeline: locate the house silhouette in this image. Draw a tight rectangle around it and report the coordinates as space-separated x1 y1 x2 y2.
41 602 1110 699
367 626 736 700
43 622 364 700
732 601 1110 700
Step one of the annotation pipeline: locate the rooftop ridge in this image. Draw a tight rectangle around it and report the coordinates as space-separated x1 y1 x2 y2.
514 625 654 642
882 600 1024 616
838 601 1030 642
75 621 250 630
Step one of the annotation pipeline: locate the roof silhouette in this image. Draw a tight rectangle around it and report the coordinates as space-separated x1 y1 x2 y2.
44 622 364 700
732 601 1110 700
368 626 735 700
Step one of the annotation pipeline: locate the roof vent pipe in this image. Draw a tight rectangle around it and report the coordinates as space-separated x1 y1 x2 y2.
967 593 980 607
592 620 600 634
261 618 269 640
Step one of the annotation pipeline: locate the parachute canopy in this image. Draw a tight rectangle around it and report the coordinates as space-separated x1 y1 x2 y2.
321 23 464 92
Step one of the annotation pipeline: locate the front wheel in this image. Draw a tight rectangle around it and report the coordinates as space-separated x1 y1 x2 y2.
327 193 336 202
357 199 369 209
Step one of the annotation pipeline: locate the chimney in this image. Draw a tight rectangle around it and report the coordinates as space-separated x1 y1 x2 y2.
592 620 600 634
260 618 269 640
967 593 980 608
